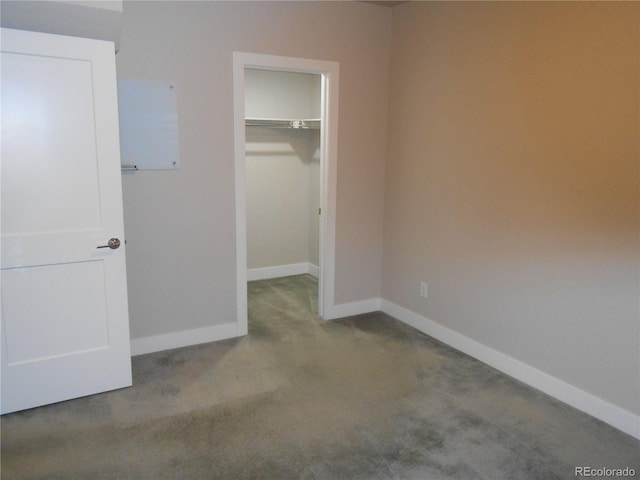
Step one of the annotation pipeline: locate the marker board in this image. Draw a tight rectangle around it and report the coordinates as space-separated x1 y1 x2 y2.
117 79 180 170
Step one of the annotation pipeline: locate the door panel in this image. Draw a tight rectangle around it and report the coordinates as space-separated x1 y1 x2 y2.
1 52 101 236
1 28 132 414
3 262 109 364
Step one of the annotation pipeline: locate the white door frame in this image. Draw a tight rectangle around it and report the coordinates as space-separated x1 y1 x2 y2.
233 52 339 334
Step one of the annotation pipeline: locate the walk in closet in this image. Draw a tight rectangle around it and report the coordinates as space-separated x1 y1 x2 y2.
244 69 322 282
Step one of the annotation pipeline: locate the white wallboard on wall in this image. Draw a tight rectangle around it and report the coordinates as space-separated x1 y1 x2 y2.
117 79 180 170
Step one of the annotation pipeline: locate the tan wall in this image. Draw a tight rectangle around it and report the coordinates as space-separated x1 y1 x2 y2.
117 1 390 339
383 2 639 415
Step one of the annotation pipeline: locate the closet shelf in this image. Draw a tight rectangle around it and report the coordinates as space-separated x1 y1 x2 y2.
245 118 321 130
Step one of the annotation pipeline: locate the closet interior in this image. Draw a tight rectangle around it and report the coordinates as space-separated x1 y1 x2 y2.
244 68 322 287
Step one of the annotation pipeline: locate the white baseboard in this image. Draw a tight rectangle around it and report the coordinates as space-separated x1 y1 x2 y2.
130 321 240 356
247 262 317 281
307 263 319 279
324 297 381 320
381 299 640 440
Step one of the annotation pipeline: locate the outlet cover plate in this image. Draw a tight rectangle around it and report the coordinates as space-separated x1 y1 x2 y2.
419 281 428 299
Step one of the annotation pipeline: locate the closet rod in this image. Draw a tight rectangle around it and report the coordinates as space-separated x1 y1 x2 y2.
245 118 321 129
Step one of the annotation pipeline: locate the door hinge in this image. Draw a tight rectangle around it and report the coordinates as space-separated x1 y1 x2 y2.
318 208 321 215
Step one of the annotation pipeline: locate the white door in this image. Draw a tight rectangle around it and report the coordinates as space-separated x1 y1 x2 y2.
0 28 132 414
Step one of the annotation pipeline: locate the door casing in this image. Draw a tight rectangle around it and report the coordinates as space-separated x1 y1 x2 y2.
232 52 340 333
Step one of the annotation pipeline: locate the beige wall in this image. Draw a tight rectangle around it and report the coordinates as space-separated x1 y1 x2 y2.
383 2 639 415
309 130 321 268
246 127 319 269
116 1 390 339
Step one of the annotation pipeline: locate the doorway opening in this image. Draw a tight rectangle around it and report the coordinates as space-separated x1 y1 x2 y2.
233 53 340 335
244 69 321 283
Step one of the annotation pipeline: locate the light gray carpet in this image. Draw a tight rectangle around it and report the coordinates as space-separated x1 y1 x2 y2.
2 275 638 479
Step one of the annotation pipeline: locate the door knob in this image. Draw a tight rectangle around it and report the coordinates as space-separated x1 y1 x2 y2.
97 238 121 250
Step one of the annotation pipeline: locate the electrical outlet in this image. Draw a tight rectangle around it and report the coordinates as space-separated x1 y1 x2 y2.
419 281 428 299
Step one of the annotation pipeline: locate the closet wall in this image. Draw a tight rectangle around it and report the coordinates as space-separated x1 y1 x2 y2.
245 69 321 279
